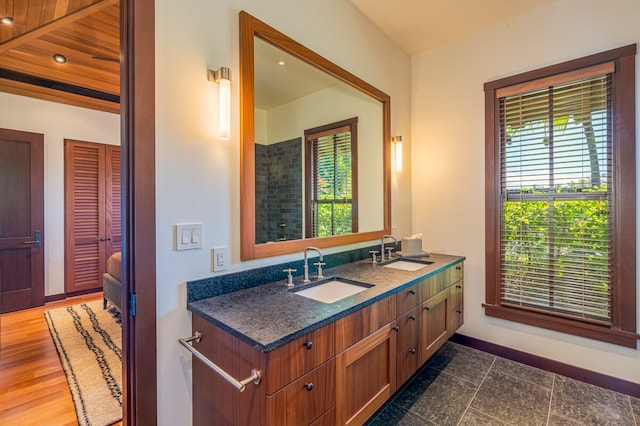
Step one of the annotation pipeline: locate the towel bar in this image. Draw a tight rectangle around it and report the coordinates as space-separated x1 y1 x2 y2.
178 331 261 392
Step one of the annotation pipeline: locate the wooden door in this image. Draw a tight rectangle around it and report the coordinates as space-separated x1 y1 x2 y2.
0 128 45 313
64 140 120 293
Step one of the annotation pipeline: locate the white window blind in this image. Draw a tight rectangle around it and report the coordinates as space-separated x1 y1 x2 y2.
308 125 354 237
499 68 613 323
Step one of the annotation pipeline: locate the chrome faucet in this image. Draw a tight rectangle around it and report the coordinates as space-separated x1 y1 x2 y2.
381 235 398 260
303 247 324 283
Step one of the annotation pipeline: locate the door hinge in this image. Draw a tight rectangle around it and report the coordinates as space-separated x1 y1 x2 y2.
130 292 137 316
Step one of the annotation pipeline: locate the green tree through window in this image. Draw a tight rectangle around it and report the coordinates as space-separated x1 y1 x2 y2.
305 117 358 238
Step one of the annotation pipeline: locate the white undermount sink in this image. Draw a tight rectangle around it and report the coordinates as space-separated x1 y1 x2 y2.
292 278 373 304
381 258 434 271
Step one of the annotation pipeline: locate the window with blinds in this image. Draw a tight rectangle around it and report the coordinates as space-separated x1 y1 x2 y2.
484 45 637 347
305 117 358 238
499 66 613 323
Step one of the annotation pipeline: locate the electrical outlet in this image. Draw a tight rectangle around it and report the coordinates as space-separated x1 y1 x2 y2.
212 246 228 271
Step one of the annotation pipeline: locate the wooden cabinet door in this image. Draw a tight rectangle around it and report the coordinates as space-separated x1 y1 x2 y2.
65 140 120 293
336 324 396 426
420 289 449 364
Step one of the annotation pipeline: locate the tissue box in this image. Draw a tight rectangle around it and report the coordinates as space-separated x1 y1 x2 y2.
402 237 422 255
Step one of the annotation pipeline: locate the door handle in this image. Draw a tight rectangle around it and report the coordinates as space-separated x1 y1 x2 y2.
24 230 41 248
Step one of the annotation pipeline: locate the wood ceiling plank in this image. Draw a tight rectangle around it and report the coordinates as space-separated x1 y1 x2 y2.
40 0 57 24
27 0 44 31
0 0 116 54
53 0 70 19
30 37 119 72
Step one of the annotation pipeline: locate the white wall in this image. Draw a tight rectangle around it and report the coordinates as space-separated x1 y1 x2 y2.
0 92 120 297
411 0 640 385
154 0 412 423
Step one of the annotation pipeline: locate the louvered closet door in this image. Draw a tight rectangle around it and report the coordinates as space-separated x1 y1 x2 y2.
64 140 120 293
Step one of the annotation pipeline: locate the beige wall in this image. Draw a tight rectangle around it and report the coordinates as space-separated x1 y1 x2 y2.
411 0 639 385
0 92 120 297
154 0 412 423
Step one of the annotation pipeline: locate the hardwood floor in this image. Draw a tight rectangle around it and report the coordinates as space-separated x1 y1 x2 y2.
0 293 123 426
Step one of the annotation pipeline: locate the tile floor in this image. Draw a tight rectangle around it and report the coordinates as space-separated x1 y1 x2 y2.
366 342 640 426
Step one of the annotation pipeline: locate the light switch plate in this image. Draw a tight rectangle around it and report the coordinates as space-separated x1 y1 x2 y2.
176 223 203 250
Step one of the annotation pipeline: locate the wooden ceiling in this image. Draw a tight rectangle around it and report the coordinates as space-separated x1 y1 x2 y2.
0 0 120 114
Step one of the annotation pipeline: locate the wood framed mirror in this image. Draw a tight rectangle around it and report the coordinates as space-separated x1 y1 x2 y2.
239 11 391 260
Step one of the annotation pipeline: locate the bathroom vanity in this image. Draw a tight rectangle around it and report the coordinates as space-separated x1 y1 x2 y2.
188 253 464 425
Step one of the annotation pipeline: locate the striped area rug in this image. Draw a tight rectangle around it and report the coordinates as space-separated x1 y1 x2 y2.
44 300 122 426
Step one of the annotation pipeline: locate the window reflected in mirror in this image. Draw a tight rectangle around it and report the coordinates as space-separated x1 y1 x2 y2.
305 117 358 238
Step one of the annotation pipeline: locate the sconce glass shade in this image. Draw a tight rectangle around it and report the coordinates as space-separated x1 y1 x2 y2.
392 136 403 172
208 67 231 140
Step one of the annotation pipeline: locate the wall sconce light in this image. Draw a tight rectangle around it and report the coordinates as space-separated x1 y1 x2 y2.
208 67 231 140
392 136 403 172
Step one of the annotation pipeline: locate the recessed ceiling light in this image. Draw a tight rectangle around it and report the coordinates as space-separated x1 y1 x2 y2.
0 16 13 25
278 61 285 66
53 53 67 64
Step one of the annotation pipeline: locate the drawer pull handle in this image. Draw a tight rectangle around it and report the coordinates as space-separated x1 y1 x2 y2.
305 382 314 391
409 289 416 295
178 332 261 392
456 285 462 289
410 315 416 321
393 326 399 332
409 348 416 354
304 341 313 349
456 310 462 314
424 306 431 311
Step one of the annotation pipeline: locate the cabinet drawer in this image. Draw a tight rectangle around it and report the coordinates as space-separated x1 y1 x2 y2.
268 359 336 426
396 345 419 385
451 262 464 283
267 323 335 394
450 280 463 306
335 296 396 352
394 307 419 350
449 302 464 336
420 262 464 300
396 283 420 314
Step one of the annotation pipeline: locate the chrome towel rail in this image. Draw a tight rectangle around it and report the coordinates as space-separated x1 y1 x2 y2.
178 331 261 392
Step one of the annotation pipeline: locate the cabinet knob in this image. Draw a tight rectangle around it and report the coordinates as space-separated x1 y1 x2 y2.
304 382 314 391
409 348 416 354
393 326 399 332
424 306 431 311
456 266 462 270
456 285 462 289
409 289 416 295
304 341 313 350
456 310 462 314
410 315 416 321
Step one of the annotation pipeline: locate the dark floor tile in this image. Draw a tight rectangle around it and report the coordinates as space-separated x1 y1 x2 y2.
392 367 477 426
458 408 507 426
426 342 496 385
548 375 635 426
490 357 554 389
471 366 551 425
364 401 434 426
631 396 640 422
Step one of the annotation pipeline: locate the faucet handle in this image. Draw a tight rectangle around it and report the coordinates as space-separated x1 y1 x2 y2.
283 268 296 287
313 261 326 279
386 247 394 259
369 250 379 264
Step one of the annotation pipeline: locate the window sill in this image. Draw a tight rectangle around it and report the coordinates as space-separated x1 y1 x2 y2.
483 303 639 349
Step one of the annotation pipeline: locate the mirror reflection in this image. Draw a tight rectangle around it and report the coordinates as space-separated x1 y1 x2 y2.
239 11 391 260
253 38 384 244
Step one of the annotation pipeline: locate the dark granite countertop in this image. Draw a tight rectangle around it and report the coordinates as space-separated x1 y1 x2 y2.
188 252 464 352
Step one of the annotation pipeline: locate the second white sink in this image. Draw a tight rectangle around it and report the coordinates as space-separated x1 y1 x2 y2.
381 259 434 271
293 278 373 304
